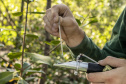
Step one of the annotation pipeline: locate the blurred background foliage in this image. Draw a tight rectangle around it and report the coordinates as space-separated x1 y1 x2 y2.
0 0 126 84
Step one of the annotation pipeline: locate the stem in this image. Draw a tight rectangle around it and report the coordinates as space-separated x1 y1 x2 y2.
48 43 61 54
21 0 28 77
0 56 8 62
23 64 32 71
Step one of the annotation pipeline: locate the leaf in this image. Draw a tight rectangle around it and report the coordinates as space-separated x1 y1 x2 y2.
26 33 39 39
29 12 45 14
89 19 98 24
25 77 36 81
51 40 60 45
12 12 23 16
14 63 21 70
44 41 52 45
89 16 96 18
0 44 4 47
23 62 31 76
26 70 45 73
44 40 60 45
6 68 15 72
0 72 13 84
76 19 81 26
0 28 14 31
8 52 22 59
26 52 51 65
17 77 28 84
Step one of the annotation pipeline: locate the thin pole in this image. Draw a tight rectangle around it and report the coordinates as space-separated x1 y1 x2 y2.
21 0 28 77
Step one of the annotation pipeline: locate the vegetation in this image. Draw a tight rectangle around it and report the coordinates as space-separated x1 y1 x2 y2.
0 0 125 84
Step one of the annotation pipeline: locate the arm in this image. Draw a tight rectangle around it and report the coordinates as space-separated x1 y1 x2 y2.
43 4 126 61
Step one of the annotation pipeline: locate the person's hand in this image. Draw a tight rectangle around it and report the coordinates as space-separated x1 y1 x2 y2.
86 56 126 84
43 4 84 47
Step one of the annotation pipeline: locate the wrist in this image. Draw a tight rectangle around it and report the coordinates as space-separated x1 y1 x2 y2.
65 28 85 47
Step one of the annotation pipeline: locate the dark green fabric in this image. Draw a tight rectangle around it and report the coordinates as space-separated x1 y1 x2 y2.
70 7 126 61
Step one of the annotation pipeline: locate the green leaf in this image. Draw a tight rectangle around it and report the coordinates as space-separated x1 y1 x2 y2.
89 19 98 24
89 16 96 18
51 40 60 45
44 41 52 45
8 52 22 59
26 70 45 73
12 12 23 16
23 62 31 76
0 28 14 31
26 52 51 65
0 72 13 84
0 44 4 47
17 77 28 84
26 33 39 39
76 19 81 26
29 12 45 14
44 40 60 45
25 77 36 81
14 63 21 70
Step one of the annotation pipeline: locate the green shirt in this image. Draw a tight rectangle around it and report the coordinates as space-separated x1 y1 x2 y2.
70 7 126 61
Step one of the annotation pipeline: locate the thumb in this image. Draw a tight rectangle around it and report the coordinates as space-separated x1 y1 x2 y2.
98 56 126 67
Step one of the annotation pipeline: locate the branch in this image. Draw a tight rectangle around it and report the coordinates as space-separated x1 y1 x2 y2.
0 56 8 62
0 56 21 70
21 0 28 77
0 0 15 26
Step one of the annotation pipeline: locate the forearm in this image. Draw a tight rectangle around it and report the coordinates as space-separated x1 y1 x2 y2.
65 28 84 47
69 33 106 61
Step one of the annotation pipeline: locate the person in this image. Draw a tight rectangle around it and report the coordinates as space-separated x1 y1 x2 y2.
43 4 126 84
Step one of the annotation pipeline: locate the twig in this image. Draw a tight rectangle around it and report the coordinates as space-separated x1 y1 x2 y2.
21 0 28 77
23 64 32 71
0 56 8 62
48 43 61 54
0 56 21 70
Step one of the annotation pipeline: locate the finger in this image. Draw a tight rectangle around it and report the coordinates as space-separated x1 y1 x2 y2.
98 56 126 67
90 83 105 84
43 15 51 28
44 24 53 35
46 8 53 25
45 24 59 37
86 72 109 83
52 23 59 33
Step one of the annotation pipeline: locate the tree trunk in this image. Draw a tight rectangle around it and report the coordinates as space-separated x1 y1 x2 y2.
40 0 51 84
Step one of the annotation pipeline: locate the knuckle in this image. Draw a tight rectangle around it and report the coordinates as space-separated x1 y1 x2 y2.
46 8 51 14
106 56 112 61
52 5 57 9
120 59 126 65
60 4 68 8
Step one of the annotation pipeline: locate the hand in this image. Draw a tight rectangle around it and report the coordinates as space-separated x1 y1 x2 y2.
86 56 126 84
43 4 84 47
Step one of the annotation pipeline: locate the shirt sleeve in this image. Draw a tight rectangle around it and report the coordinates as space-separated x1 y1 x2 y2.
69 33 106 61
69 7 126 61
